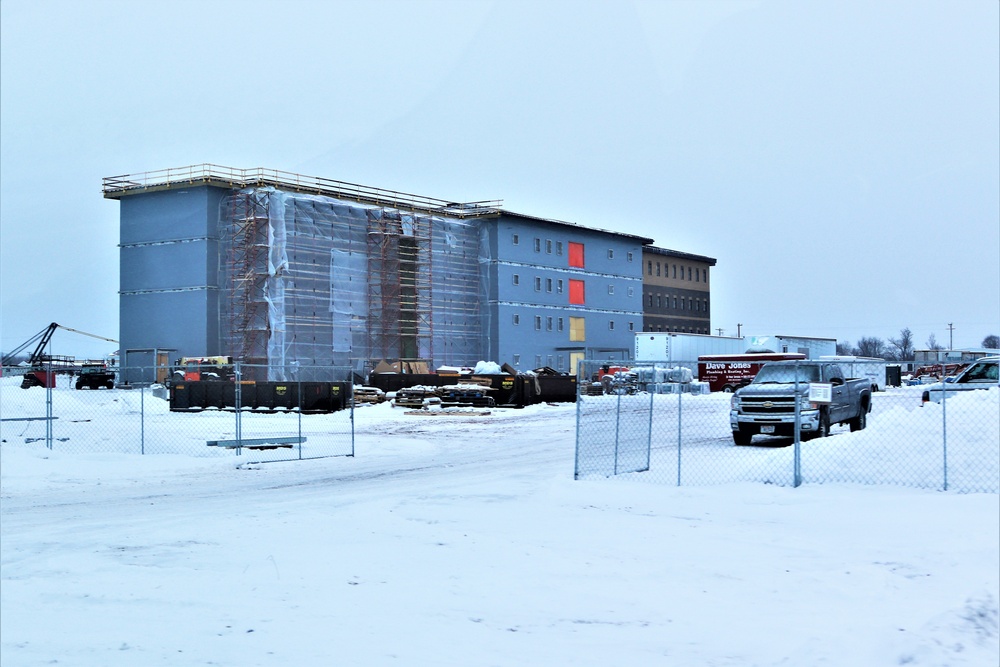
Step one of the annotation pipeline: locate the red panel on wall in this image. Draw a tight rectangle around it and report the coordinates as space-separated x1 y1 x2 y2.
568 242 585 268
569 279 585 305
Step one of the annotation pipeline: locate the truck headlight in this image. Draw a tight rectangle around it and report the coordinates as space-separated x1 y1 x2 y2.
731 394 741 410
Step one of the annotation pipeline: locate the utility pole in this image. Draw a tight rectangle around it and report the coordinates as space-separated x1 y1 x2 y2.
947 323 954 350
737 323 743 338
716 328 724 336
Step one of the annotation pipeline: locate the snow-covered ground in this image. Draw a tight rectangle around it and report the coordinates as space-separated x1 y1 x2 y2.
1 381 998 666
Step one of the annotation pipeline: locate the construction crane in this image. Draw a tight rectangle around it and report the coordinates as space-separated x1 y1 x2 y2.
1 323 118 388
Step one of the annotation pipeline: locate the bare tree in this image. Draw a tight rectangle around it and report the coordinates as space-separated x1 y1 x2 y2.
982 334 1000 349
889 328 915 361
836 340 854 355
855 336 887 358
926 333 943 351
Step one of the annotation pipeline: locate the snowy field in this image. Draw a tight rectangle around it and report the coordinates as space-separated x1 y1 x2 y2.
1 381 998 666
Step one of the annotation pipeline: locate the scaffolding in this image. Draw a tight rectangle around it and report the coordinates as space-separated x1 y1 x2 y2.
222 189 271 368
366 209 434 363
216 186 492 380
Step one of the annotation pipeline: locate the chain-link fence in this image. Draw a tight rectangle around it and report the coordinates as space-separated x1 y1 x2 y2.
574 359 1000 492
0 364 354 463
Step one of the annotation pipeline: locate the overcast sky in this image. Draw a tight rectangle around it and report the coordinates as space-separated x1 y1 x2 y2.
2 0 997 360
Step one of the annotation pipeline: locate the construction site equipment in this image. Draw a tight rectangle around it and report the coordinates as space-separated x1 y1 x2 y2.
76 364 116 390
2 323 118 389
169 381 349 413
353 386 387 405
372 369 577 408
171 357 235 385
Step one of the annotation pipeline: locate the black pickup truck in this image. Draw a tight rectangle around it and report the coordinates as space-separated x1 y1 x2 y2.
729 361 872 446
76 363 116 390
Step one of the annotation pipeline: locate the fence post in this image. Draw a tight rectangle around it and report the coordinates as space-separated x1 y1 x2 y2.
574 360 583 479
235 361 242 453
793 361 802 488
613 389 621 475
140 384 145 455
45 362 53 450
676 383 682 486
349 376 355 458
941 363 948 491
298 377 303 460
646 383 654 473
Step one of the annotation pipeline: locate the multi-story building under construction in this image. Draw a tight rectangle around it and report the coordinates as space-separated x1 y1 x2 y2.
106 164 674 380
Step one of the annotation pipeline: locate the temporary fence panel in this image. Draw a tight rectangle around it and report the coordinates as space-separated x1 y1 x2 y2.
574 359 999 492
0 364 355 462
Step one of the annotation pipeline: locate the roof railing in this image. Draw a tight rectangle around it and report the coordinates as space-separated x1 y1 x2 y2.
103 164 502 217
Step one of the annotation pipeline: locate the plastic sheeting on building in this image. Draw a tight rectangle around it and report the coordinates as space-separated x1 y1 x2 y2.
217 187 490 380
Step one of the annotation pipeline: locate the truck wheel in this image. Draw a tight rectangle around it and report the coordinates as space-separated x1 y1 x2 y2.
816 411 831 439
849 408 867 432
105 380 115 390
75 381 83 390
722 385 734 393
733 430 752 446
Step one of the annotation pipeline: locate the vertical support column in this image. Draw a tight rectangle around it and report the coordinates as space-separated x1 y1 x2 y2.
793 361 802 488
941 363 948 491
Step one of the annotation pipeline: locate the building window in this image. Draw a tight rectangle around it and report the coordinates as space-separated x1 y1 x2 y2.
609 320 615 330
534 276 542 291
568 242 585 268
656 295 661 308
627 286 634 297
569 279 585 304
534 238 541 252
647 260 653 275
696 269 700 282
688 267 692 280
546 316 553 331
512 233 519 245
535 355 543 368
512 274 520 286
608 249 614 260
513 314 520 325
673 296 677 309
556 241 563 256
557 317 564 332
546 239 553 254
673 264 677 278
569 316 585 341
513 354 520 365
627 251 633 262
656 262 661 277
557 279 564 294
557 354 565 370
704 268 708 282
534 316 542 330
546 278 553 292
648 294 653 307
628 321 634 331
608 284 614 295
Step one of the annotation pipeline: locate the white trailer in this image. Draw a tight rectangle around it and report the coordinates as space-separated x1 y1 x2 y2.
746 335 837 359
819 355 887 392
634 333 745 363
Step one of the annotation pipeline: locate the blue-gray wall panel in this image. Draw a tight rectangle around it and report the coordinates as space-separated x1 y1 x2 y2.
120 290 218 360
120 240 216 291
119 187 228 244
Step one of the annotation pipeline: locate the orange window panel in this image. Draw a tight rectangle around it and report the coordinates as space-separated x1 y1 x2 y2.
569 279 585 305
568 242 585 268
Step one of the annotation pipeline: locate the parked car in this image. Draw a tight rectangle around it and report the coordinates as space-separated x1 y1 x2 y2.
921 356 999 404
